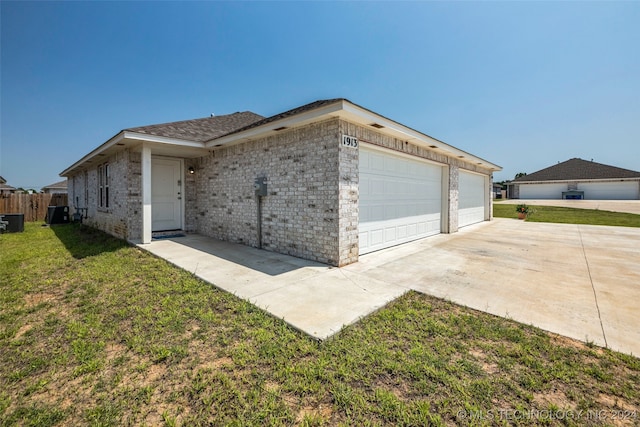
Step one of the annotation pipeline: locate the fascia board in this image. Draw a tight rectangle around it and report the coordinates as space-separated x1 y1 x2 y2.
122 131 205 148
340 101 502 171
60 132 205 177
205 98 501 172
204 101 346 148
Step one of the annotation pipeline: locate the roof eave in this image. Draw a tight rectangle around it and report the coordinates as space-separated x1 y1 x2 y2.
205 99 502 172
60 132 126 177
204 100 347 148
60 131 205 177
122 131 205 148
340 101 502 171
515 177 640 184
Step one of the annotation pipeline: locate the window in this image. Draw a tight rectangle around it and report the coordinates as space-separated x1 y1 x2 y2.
98 163 110 209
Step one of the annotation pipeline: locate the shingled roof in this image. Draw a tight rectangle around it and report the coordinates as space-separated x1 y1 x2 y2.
515 158 640 182
42 180 68 190
126 111 265 142
205 99 345 143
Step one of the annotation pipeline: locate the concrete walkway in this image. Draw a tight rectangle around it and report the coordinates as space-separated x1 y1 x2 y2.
139 219 640 355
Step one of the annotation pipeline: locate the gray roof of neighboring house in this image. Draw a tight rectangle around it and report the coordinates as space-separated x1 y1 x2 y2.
514 158 640 182
126 111 265 142
42 180 68 190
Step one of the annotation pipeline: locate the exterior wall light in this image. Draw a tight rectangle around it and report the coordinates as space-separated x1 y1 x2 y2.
188 166 195 174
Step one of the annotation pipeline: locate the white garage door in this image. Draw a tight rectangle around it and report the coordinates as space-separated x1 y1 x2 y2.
359 146 442 255
579 182 639 200
519 183 567 199
459 171 487 228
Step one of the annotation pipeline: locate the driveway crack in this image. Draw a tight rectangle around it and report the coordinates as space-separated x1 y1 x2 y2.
338 268 371 293
578 225 608 348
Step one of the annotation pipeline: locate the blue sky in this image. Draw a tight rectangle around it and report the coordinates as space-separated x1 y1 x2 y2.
1 1 639 189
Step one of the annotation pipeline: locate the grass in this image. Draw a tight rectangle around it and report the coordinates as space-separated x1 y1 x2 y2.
1 223 639 426
493 202 640 227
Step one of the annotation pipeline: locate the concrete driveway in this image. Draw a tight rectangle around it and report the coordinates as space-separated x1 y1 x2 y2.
140 218 640 355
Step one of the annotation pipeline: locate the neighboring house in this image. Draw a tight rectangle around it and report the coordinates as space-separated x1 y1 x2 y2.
0 176 17 195
492 183 504 199
508 158 640 200
41 179 68 194
61 98 501 266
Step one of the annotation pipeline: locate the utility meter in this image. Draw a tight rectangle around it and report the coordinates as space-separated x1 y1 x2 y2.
254 176 267 197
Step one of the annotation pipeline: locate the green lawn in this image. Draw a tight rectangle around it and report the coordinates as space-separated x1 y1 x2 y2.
1 223 639 426
493 203 640 227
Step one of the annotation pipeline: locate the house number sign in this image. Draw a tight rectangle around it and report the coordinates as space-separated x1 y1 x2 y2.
342 135 359 149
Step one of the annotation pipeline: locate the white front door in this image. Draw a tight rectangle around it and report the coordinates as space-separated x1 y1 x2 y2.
152 157 182 231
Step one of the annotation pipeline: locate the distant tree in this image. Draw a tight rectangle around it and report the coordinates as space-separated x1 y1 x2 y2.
15 187 37 194
514 172 527 179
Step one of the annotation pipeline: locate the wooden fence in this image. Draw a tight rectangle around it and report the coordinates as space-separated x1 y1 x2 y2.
0 193 69 222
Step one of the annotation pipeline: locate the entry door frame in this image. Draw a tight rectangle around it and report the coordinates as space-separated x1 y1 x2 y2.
151 156 184 232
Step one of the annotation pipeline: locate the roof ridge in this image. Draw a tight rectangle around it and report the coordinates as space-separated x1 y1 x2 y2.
125 111 262 132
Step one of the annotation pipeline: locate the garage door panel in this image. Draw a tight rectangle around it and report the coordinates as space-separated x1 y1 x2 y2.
360 176 371 196
370 153 385 171
385 227 396 242
359 147 442 255
459 171 487 228
459 207 485 228
359 214 441 254
519 183 566 199
370 230 383 246
579 182 638 200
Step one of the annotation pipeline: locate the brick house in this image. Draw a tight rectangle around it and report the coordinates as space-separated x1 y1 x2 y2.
41 179 68 194
61 99 501 266
508 158 640 200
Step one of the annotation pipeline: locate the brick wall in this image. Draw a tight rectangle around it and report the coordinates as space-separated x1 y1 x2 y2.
184 162 198 233
337 122 359 266
448 165 460 232
127 151 142 240
193 118 342 265
67 149 139 241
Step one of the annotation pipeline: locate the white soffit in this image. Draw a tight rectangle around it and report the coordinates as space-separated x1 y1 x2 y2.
206 99 501 171
337 102 501 171
60 132 207 176
205 102 346 147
